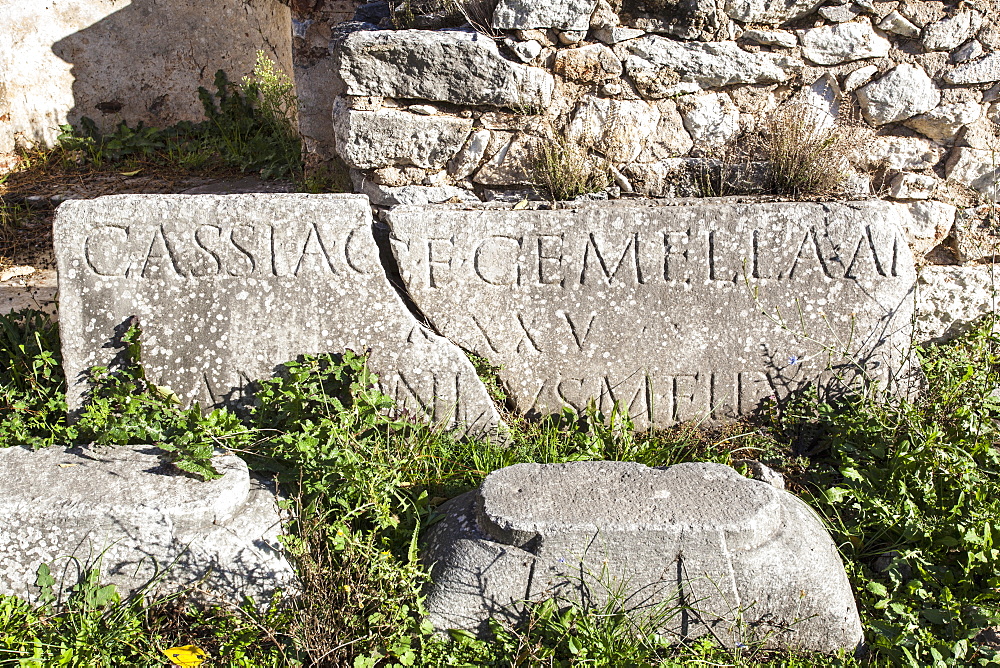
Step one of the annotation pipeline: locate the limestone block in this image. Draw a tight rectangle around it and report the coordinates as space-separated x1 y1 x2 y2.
594 26 647 44
878 11 920 37
331 99 473 170
819 3 861 23
888 172 937 200
0 445 294 606
473 134 546 186
895 200 956 257
953 40 984 64
915 265 999 343
904 101 982 144
449 129 493 179
386 200 916 428
944 53 1000 85
860 136 945 170
740 29 798 48
507 39 543 63
955 206 1000 263
637 99 695 161
491 0 599 30
356 182 480 206
54 195 502 437
800 21 891 66
922 10 983 52
554 44 623 83
945 146 1000 200
842 64 878 91
679 92 740 155
617 36 801 96
335 29 555 110
723 0 824 24
627 0 719 40
857 64 940 125
423 461 864 653
566 97 660 163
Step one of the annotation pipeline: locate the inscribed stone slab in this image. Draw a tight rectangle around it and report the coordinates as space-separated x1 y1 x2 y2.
386 200 916 427
54 194 501 436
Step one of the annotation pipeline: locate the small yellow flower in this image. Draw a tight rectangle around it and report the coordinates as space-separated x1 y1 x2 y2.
162 645 208 667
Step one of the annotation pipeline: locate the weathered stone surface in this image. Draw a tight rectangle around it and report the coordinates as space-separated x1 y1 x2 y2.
878 10 920 37
724 0 824 24
0 445 294 606
566 97 660 163
492 0 598 30
449 129 492 179
888 172 937 200
896 200 955 257
945 147 1000 200
594 26 646 44
55 195 502 436
387 200 916 428
857 64 940 125
356 181 480 206
915 265 999 343
617 36 801 95
955 206 1000 263
904 101 982 143
944 53 1000 85
741 29 798 48
953 40 984 64
800 21 891 66
637 99 694 162
842 64 878 91
554 44 623 82
423 461 864 652
473 134 545 186
331 99 473 170
922 10 983 52
627 0 720 40
680 92 740 155
335 29 555 110
819 3 861 23
860 136 945 170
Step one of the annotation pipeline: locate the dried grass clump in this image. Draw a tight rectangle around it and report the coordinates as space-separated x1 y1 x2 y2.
756 103 872 198
454 0 500 36
534 137 613 201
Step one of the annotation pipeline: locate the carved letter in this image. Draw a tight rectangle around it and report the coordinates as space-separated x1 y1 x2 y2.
191 225 223 277
536 234 564 286
561 311 598 351
84 225 130 276
583 232 643 285
474 235 522 285
427 237 454 288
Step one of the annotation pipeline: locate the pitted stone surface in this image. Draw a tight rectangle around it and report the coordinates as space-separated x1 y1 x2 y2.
492 0 599 30
55 194 501 436
335 29 555 109
423 461 864 652
0 445 294 605
386 200 916 428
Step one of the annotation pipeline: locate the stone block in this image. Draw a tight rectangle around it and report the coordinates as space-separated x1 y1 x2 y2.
723 0 824 24
423 461 864 653
54 194 502 437
0 445 294 606
915 265 1000 343
857 64 940 125
386 200 916 429
492 0 599 31
944 53 1000 85
799 21 891 66
335 29 554 110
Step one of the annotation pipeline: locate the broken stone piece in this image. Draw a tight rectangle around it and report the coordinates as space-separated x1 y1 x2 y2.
491 0 599 31
54 194 502 437
423 460 864 653
0 445 294 607
799 21 891 66
857 64 940 125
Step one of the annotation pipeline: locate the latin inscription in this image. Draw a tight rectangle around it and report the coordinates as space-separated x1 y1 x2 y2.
83 222 376 278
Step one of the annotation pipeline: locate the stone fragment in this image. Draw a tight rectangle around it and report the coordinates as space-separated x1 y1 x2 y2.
944 53 1000 85
922 10 983 52
799 21 891 66
554 44 623 82
507 38 543 62
819 3 861 22
449 129 492 179
617 36 801 95
473 134 546 185
842 64 878 91
637 99 695 161
628 0 720 40
953 40 984 64
590 0 620 29
356 182 480 206
336 29 555 110
558 29 588 44
797 74 841 131
346 95 384 111
371 166 427 187
945 147 1000 200
386 200 916 427
896 200 955 257
904 101 982 144
409 104 438 115
566 97 660 163
860 136 945 170
888 172 937 200
857 64 940 125
55 195 502 436
955 206 1000 263
331 100 472 170
679 92 740 155
423 461 864 652
594 26 646 44
0 446 294 606
878 10 920 37
741 29 798 48
723 0 825 24
915 265 999 343
491 0 598 30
